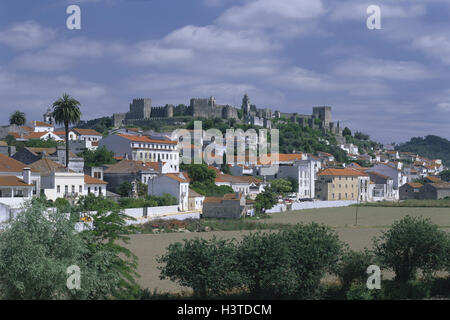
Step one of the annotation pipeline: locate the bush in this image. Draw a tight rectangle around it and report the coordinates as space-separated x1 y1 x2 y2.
373 215 449 282
280 223 343 299
238 232 297 298
346 283 374 300
157 237 242 298
383 280 432 300
337 249 378 290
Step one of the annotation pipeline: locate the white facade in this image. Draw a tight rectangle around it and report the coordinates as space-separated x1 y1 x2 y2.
366 163 406 200
30 121 54 133
148 173 189 211
99 134 179 173
84 183 106 197
41 172 85 201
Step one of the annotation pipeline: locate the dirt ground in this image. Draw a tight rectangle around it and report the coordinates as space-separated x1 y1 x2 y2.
124 207 449 293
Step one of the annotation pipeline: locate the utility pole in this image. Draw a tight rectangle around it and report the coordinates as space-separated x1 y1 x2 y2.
355 178 360 226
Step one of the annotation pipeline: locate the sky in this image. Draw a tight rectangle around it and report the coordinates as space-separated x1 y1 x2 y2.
0 0 449 144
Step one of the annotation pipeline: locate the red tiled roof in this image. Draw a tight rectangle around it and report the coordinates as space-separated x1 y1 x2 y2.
165 172 190 183
318 168 368 177
0 176 33 187
0 154 36 172
31 121 53 127
72 128 102 136
117 134 177 145
406 182 423 188
84 175 107 185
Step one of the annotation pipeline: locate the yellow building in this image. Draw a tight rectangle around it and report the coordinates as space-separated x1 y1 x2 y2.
315 168 369 201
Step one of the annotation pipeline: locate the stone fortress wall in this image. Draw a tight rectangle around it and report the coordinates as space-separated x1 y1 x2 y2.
112 95 342 136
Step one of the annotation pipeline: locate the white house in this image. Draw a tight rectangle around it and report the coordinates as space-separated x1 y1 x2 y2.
215 173 264 198
148 172 190 212
84 175 107 197
99 134 179 173
275 156 322 199
70 128 103 142
365 162 406 200
0 172 34 223
10 131 63 142
0 154 40 196
29 121 54 133
188 188 205 212
340 143 359 155
30 158 85 201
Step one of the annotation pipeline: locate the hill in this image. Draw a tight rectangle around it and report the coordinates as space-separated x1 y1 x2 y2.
396 135 450 166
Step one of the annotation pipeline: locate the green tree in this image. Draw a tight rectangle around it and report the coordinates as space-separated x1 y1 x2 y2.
373 215 449 282
0 202 86 299
117 181 132 197
439 169 450 182
79 146 117 167
9 110 26 126
280 223 343 298
343 127 352 137
52 93 82 168
254 188 277 214
77 206 141 299
238 232 297 298
158 237 241 298
270 178 293 195
337 249 377 290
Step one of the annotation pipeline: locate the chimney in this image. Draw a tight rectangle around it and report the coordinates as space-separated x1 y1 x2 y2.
23 167 31 185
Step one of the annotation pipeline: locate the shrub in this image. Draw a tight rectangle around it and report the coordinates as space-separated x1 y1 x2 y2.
157 237 242 298
346 283 374 300
337 249 378 290
238 232 297 298
373 215 449 282
383 280 431 300
280 223 343 299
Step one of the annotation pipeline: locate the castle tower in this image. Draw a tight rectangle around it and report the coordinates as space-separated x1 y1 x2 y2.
166 104 174 118
208 96 216 107
43 107 54 125
129 98 152 119
242 93 251 116
312 106 332 127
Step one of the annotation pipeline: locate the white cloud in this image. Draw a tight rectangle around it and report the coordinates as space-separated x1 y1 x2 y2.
412 34 450 65
0 21 56 50
217 0 325 28
163 25 277 53
329 1 426 21
332 58 432 81
120 41 194 66
12 37 106 71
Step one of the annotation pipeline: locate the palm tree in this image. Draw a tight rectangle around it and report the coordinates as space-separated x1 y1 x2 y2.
52 94 82 168
9 111 26 126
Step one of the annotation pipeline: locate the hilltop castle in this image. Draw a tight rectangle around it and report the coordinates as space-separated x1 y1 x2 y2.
112 95 342 136
113 97 239 127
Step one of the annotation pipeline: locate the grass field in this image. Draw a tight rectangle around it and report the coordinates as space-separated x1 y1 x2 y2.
124 206 450 293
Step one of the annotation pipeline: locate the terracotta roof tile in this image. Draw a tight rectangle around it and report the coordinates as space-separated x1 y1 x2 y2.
318 168 368 177
84 174 107 185
0 176 33 187
72 128 103 136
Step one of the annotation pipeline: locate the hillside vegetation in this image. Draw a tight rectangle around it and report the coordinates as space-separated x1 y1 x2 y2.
396 135 450 166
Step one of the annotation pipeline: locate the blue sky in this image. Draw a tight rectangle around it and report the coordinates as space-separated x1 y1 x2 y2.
0 0 449 143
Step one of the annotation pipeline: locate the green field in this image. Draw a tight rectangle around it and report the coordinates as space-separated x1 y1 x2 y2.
125 206 450 293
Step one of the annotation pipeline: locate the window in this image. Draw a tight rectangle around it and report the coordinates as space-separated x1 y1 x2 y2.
65 185 68 193
99 187 102 194
79 185 82 193
72 185 75 193
57 185 61 193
